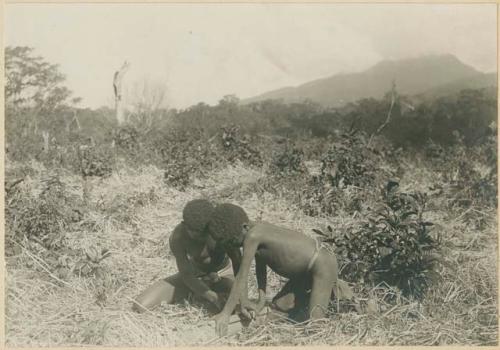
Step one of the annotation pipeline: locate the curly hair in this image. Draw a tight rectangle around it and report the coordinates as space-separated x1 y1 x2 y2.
182 199 215 232
208 203 249 245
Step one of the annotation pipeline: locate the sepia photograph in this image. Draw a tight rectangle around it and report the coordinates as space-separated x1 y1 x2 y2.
4 2 498 347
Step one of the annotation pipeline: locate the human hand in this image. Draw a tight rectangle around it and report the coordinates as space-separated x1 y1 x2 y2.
212 311 230 337
207 272 221 283
204 290 223 311
238 298 259 320
202 272 221 283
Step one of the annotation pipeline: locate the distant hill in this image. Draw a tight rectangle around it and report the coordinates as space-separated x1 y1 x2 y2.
413 72 497 102
244 54 497 107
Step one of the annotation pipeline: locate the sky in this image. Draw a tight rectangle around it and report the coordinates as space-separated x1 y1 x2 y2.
5 3 497 109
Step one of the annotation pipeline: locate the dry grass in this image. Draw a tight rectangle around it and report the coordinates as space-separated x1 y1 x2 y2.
5 159 498 346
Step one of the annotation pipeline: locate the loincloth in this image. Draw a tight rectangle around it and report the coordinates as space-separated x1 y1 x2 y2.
307 238 322 271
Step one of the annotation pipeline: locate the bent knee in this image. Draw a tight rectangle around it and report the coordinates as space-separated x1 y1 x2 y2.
131 298 148 313
273 293 296 312
131 288 165 313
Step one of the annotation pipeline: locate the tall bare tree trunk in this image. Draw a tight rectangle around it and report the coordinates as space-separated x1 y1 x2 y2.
113 61 130 126
368 80 397 147
73 109 81 130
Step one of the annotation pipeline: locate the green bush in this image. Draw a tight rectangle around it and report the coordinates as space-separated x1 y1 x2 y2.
113 125 140 151
316 181 441 299
157 130 223 190
5 173 85 255
298 175 334 216
220 125 263 167
320 132 377 188
424 133 497 209
295 132 385 217
78 145 114 178
268 142 307 176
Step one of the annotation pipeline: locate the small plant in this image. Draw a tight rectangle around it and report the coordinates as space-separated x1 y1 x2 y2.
298 175 333 216
424 140 446 162
315 181 441 299
130 187 160 207
269 142 307 176
320 132 377 188
220 125 263 167
74 247 111 278
112 125 140 151
294 131 383 217
78 145 113 178
159 130 223 190
163 163 193 190
6 173 84 253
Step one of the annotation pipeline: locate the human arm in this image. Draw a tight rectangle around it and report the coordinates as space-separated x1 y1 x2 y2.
169 232 221 309
226 247 242 276
226 247 250 303
227 246 258 319
255 255 267 311
214 233 260 336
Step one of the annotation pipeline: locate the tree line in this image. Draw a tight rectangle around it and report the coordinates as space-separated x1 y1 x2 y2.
5 46 497 165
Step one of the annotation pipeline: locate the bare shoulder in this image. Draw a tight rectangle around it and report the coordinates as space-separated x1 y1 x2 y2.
249 221 309 241
244 222 266 241
246 221 286 239
169 223 186 251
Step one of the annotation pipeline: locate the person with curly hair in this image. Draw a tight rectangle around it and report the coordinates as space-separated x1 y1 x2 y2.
208 203 345 337
132 199 242 313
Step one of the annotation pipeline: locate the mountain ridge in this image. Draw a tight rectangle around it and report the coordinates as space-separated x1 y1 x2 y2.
244 54 497 107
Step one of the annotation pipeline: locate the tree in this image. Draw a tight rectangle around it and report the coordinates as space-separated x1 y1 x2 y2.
126 77 169 133
113 61 130 125
218 94 240 107
5 46 81 158
5 46 72 114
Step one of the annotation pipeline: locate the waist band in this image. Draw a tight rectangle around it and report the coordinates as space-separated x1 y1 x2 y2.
307 239 321 271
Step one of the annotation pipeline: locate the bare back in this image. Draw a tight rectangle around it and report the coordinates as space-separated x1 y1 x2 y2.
248 222 317 279
214 220 339 335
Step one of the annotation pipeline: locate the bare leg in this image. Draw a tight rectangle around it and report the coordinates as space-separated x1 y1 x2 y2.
272 279 297 312
309 251 337 319
271 278 313 323
210 276 234 295
208 276 234 311
132 273 189 313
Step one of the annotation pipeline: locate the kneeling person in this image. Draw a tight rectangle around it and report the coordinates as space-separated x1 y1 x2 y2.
133 199 242 313
208 203 339 336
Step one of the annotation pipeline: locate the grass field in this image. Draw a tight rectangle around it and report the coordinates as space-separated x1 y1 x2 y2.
4 8 498 347
5 153 497 347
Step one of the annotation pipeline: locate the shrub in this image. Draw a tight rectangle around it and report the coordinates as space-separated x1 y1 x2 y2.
78 145 114 178
316 181 441 299
298 175 334 216
159 130 223 190
268 142 307 176
320 132 377 188
112 125 140 151
5 173 85 255
220 125 263 167
294 131 387 217
426 133 497 209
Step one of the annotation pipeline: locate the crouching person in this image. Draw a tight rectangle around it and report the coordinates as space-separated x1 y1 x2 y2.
132 199 242 314
207 203 352 336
